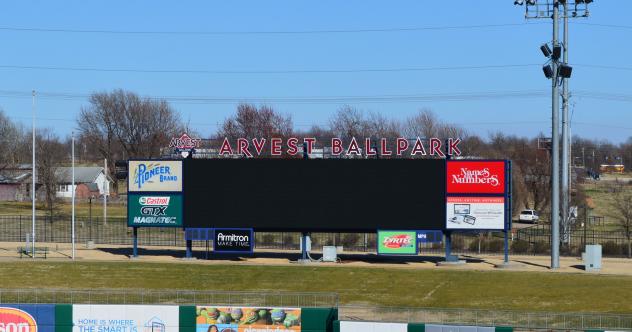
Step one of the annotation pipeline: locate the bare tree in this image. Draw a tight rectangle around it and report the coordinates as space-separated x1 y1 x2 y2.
36 130 66 217
611 190 632 258
0 109 23 170
403 109 440 138
219 103 293 140
77 89 183 173
329 106 369 139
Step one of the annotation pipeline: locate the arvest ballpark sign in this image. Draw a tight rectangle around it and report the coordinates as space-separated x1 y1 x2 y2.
218 137 461 157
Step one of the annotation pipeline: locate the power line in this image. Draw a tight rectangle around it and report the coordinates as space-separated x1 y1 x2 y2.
0 22 545 36
0 64 541 75
572 22 632 30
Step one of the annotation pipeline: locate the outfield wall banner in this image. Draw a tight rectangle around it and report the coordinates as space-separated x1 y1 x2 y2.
446 160 505 194
128 160 182 192
338 321 407 332
213 229 254 253
0 305 56 332
128 193 183 227
196 306 301 332
377 231 417 255
73 305 179 332
446 197 505 230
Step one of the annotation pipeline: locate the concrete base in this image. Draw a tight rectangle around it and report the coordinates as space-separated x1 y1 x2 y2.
495 262 521 269
295 259 313 264
85 241 95 249
180 257 197 261
437 260 467 266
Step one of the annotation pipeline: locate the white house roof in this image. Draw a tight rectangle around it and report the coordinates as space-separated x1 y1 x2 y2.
55 167 105 184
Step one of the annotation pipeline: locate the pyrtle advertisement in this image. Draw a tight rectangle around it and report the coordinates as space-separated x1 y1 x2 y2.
196 307 301 332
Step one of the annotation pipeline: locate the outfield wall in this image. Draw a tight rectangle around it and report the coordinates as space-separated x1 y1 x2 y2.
333 321 514 332
0 304 337 332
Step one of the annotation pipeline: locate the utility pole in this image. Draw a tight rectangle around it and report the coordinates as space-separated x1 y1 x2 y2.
31 90 36 258
72 132 76 260
561 0 570 247
514 0 592 269
551 1 560 268
104 158 107 225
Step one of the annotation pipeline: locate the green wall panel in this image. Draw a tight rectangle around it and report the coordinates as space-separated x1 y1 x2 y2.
179 305 196 332
408 323 425 332
54 304 73 332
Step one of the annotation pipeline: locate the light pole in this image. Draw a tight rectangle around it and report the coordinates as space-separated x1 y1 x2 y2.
31 90 36 258
514 0 591 269
72 132 76 260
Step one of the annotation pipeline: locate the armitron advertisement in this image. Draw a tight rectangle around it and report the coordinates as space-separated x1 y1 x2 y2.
446 197 505 230
73 305 179 332
0 305 55 332
446 160 505 194
377 231 417 255
213 229 254 253
196 306 301 332
128 160 182 192
128 194 183 227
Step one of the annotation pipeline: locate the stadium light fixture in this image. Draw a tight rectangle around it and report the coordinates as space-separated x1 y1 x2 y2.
542 64 554 79
514 0 525 5
559 64 573 78
540 43 552 57
552 45 562 60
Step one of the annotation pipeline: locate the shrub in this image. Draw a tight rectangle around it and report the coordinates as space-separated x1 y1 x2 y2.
451 236 466 250
533 241 550 254
340 233 360 248
487 239 505 252
601 241 623 256
512 240 530 254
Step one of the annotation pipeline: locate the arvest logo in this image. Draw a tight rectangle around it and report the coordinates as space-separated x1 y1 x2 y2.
0 307 37 332
382 234 413 249
447 160 506 194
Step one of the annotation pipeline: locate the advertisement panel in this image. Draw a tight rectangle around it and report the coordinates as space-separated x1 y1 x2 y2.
128 193 183 227
377 231 417 255
339 321 407 332
417 231 443 244
73 305 179 332
213 229 254 253
128 160 182 192
0 305 55 332
446 197 505 230
446 160 505 194
196 306 301 332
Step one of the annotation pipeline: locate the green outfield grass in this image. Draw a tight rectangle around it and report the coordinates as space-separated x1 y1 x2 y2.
1 261 631 313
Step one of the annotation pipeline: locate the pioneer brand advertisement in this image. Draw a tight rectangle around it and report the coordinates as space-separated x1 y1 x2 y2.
446 196 505 230
214 229 254 253
128 194 183 227
377 231 418 255
128 160 182 192
446 160 506 194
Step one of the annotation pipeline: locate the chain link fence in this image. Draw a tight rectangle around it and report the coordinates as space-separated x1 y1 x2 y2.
0 288 338 308
339 305 632 331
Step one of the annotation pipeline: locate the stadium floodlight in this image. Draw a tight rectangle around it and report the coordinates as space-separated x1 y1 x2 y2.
559 64 573 78
552 45 562 60
540 43 552 57
543 64 554 79
514 0 524 5
526 0 536 4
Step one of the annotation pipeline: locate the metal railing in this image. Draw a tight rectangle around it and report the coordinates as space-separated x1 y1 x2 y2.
339 305 632 331
0 288 338 308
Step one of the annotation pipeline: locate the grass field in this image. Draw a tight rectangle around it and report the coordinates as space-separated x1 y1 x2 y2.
0 201 126 218
1 261 631 313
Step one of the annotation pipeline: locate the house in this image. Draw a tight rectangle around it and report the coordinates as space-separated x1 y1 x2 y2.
0 172 32 201
55 167 112 199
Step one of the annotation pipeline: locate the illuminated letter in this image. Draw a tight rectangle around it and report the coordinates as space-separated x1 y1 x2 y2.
219 138 233 155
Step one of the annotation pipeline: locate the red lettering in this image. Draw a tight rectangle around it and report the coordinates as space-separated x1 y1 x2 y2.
252 138 266 155
380 138 392 156
304 138 316 154
287 137 299 155
396 138 409 156
219 138 233 155
365 138 376 156
430 138 445 157
237 138 253 157
271 138 282 156
331 138 343 155
448 138 461 156
347 137 361 155
411 138 427 156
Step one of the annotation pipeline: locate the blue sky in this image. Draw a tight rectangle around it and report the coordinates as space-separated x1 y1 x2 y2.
0 1 630 142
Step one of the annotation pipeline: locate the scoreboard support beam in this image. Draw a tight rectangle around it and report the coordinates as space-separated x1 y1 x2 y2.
132 227 138 258
186 240 193 258
301 232 308 261
444 231 459 262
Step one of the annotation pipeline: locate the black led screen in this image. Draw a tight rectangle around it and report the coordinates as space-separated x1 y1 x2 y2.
183 159 446 231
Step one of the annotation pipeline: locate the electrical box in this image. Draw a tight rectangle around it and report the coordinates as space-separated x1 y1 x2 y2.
323 246 337 262
584 244 602 272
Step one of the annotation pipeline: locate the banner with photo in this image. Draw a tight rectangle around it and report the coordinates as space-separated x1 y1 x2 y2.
73 305 179 332
446 196 505 230
196 306 301 332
